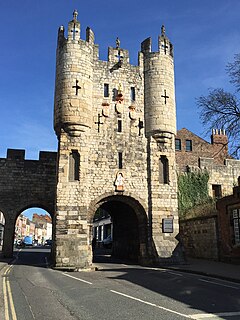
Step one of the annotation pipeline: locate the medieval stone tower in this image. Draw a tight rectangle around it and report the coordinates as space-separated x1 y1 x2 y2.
53 10 179 269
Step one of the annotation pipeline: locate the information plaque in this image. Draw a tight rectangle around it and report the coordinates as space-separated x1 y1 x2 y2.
162 218 173 233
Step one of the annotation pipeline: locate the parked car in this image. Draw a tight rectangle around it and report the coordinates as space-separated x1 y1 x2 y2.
102 235 112 248
23 236 33 247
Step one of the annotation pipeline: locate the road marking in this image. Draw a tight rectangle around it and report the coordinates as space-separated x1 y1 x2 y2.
62 272 93 285
189 314 221 319
110 289 193 319
167 271 183 277
198 278 239 289
2 264 17 320
6 279 17 320
3 277 9 320
190 311 240 319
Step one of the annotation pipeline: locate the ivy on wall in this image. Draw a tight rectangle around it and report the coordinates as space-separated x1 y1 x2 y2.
178 170 211 217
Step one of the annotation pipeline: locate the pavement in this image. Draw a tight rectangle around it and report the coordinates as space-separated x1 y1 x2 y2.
165 257 240 283
0 250 240 283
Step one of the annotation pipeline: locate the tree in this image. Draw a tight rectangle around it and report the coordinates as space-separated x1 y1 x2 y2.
197 54 240 158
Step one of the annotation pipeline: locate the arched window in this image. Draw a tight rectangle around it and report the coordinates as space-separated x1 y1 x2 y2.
69 150 80 181
159 156 169 184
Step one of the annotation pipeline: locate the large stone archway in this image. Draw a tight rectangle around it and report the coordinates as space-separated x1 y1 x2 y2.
89 194 150 264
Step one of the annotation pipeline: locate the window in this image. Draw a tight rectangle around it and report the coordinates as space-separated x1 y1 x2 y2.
117 120 122 132
104 83 109 97
175 139 181 151
98 225 102 241
231 209 240 245
69 150 80 181
212 185 222 199
130 87 135 101
186 140 192 152
118 152 123 169
159 156 169 184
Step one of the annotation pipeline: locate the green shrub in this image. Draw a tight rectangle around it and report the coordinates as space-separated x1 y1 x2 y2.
178 170 211 218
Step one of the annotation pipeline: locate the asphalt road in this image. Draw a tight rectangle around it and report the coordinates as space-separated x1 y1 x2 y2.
1 247 240 320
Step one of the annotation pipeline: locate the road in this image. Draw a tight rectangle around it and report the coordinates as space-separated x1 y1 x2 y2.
1 247 240 320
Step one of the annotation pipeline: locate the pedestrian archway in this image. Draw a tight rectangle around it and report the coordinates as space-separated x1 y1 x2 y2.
91 195 149 263
15 207 53 248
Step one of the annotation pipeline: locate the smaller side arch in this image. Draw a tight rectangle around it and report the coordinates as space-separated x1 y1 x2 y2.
2 204 53 258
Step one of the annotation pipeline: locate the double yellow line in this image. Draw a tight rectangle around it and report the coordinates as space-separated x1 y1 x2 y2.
3 264 17 320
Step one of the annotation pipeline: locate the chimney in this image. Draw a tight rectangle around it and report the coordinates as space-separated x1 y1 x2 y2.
211 129 229 160
211 129 228 147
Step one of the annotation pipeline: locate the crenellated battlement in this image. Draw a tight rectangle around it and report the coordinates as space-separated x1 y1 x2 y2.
1 149 57 162
141 26 173 58
57 9 95 49
56 10 144 69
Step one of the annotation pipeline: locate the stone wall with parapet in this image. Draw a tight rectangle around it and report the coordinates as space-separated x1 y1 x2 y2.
0 149 57 216
180 215 219 260
199 157 240 196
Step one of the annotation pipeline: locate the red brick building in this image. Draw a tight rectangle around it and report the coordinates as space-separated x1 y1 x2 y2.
175 128 240 198
175 128 230 172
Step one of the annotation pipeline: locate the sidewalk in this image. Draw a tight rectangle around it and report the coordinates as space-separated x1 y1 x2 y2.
166 257 240 283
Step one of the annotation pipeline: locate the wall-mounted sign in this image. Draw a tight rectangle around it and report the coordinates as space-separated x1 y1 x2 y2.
162 218 173 233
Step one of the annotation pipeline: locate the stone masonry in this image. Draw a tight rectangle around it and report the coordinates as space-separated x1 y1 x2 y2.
53 11 179 269
0 149 57 257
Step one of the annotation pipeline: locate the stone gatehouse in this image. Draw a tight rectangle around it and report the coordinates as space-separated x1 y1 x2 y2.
0 11 180 269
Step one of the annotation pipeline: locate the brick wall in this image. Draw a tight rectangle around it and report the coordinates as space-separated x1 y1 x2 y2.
176 128 230 172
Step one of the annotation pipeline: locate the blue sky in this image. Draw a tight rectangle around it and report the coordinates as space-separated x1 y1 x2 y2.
21 208 51 221
0 0 240 162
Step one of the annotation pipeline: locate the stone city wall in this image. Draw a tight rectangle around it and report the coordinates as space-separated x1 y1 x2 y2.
180 215 219 260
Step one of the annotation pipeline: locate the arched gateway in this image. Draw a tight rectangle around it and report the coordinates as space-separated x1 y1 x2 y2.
89 194 149 264
0 11 180 269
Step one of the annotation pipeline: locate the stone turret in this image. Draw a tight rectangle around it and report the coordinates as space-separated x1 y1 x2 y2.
54 10 94 137
141 25 176 145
